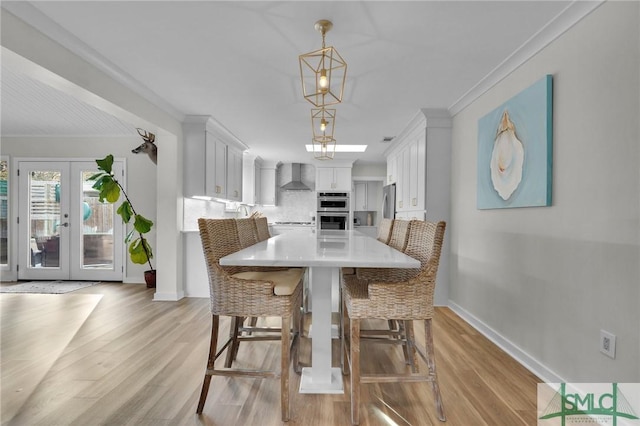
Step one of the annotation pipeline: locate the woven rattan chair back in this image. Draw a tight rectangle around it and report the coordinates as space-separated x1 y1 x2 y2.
387 219 411 251
376 218 393 244
236 218 259 249
198 218 244 277
255 217 271 241
405 220 444 271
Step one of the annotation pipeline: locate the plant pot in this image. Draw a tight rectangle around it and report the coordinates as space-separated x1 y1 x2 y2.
144 270 156 288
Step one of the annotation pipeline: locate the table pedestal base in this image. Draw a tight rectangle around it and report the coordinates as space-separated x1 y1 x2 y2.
308 323 340 339
299 367 344 394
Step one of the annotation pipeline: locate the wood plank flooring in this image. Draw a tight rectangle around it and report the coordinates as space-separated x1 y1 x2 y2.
0 283 540 425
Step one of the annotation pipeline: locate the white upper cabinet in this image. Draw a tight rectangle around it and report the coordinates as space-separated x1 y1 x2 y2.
213 136 227 198
242 154 262 205
386 153 398 185
316 166 352 191
183 116 247 200
408 133 425 210
384 109 451 219
354 181 381 211
400 143 411 210
226 146 243 202
260 161 279 206
354 182 367 210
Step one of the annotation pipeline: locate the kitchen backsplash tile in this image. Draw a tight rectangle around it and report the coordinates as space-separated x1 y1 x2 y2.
183 198 227 231
260 190 316 223
260 163 316 223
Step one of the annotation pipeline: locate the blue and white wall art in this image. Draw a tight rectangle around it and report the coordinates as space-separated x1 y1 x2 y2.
477 75 553 209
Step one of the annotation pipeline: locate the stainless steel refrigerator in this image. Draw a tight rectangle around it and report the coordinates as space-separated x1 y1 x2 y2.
382 183 396 220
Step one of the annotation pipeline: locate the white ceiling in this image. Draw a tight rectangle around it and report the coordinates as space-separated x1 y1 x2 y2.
1 1 580 164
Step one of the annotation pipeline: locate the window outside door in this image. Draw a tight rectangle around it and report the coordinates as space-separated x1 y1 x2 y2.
18 160 124 281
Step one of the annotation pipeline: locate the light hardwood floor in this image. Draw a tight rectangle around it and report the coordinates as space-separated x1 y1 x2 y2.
1 283 540 425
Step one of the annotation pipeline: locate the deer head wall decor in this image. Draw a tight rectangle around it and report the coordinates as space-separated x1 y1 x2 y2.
132 128 157 165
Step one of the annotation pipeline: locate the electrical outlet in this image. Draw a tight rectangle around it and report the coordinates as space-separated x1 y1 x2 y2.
600 330 616 359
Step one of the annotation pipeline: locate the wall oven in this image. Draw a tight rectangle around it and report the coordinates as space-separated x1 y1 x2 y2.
317 192 350 230
318 211 350 230
317 192 349 212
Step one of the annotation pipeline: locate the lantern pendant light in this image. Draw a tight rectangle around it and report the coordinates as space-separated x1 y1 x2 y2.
310 107 337 160
311 108 336 141
299 20 347 108
311 136 336 160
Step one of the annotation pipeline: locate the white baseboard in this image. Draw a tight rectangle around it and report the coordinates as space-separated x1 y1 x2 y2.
448 300 565 384
153 291 184 301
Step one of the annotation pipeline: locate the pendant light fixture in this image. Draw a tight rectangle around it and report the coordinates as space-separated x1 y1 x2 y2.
310 107 336 160
311 108 336 140
310 136 337 161
299 20 347 108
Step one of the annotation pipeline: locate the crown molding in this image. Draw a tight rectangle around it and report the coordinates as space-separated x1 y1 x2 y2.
448 0 605 116
2 2 184 122
183 115 249 151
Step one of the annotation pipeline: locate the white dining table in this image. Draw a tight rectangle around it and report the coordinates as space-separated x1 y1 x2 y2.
219 228 420 394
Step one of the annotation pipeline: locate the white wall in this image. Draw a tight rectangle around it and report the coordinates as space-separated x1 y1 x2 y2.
2 10 184 300
1 136 157 283
450 1 639 382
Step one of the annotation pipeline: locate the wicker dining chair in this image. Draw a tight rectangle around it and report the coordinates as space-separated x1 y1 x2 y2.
236 217 259 248
228 217 262 360
341 220 447 425
356 219 414 335
376 218 394 244
234 217 290 346
356 219 413 282
196 218 304 421
387 219 411 251
255 216 271 241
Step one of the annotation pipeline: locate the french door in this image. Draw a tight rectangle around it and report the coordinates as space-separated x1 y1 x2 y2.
18 160 124 281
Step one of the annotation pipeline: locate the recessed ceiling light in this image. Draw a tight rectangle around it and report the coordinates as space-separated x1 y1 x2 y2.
305 144 367 153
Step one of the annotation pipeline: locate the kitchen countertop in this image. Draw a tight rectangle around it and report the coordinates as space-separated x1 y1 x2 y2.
221 228 417 268
270 222 316 227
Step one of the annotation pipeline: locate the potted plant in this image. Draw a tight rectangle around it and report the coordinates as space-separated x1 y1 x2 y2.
89 154 156 288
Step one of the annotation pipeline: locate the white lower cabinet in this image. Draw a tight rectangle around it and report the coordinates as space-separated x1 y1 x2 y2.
270 225 314 235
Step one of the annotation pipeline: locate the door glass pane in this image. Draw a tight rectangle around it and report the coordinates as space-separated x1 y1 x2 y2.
0 160 8 266
29 170 61 268
81 170 114 270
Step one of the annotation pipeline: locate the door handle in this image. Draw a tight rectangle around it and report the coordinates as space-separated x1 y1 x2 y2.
60 222 69 227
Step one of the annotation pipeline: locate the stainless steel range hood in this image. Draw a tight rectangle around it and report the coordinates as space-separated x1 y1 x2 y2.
280 163 312 191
